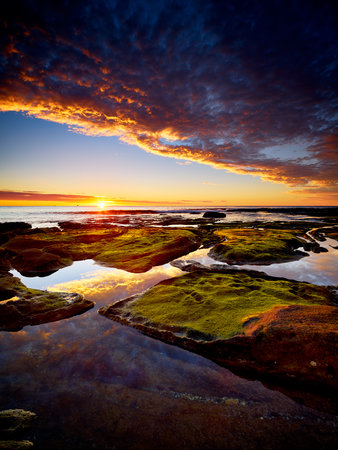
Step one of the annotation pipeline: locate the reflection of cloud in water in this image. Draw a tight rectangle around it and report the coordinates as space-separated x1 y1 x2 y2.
242 237 338 285
49 264 182 303
242 251 338 285
177 247 224 266
178 241 338 286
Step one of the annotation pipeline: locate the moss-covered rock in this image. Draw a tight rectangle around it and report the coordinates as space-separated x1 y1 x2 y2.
0 410 36 439
209 228 308 264
0 440 34 449
100 269 337 389
0 409 36 449
0 273 94 331
2 225 200 275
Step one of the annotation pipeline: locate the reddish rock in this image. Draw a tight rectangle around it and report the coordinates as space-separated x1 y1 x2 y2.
100 301 338 390
0 291 94 332
11 248 69 276
212 304 338 388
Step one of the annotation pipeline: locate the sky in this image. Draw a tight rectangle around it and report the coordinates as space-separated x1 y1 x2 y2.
0 0 337 207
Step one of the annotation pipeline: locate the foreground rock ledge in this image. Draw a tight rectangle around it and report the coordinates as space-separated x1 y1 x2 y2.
0 273 94 332
0 409 36 449
99 268 338 390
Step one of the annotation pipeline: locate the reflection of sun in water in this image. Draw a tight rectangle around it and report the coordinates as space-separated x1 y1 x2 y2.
49 264 182 302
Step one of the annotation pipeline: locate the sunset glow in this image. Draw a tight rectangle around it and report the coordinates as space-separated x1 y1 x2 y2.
0 1 337 205
97 201 106 209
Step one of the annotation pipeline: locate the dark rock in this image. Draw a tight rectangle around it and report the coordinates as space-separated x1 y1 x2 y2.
313 246 328 253
0 410 36 439
170 260 206 271
0 291 94 331
0 409 36 449
11 248 68 277
0 223 31 234
0 223 32 246
0 441 34 449
202 211 226 219
0 272 94 331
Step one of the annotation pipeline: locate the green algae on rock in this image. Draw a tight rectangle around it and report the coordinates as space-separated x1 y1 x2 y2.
0 409 36 439
2 225 200 275
0 440 34 449
0 409 36 449
208 228 308 265
0 273 94 332
99 269 338 389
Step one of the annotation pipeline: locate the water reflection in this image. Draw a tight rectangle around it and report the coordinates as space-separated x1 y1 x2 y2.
12 260 183 304
179 238 338 285
49 263 182 303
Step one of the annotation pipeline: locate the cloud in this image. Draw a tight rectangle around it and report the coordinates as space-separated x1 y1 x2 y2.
290 185 338 201
1 0 337 193
0 190 96 202
0 190 206 206
49 264 182 302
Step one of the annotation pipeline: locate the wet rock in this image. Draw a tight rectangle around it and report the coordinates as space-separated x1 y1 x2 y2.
312 246 328 254
0 410 36 438
0 249 10 272
100 269 338 390
209 228 309 265
203 211 226 219
0 223 32 246
170 259 206 271
0 223 31 234
0 440 34 449
233 304 338 386
11 248 69 277
2 225 201 275
0 273 94 331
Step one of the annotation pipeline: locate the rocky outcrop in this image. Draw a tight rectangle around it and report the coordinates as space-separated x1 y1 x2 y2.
1 224 201 275
208 228 310 265
10 248 70 277
203 211 226 218
0 409 36 449
0 223 32 247
0 273 94 331
99 269 337 391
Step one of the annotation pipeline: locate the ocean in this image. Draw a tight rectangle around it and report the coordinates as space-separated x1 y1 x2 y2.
0 205 329 227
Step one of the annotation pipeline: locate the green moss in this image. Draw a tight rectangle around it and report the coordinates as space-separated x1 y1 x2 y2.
0 273 72 309
0 440 34 449
2 226 200 274
0 272 94 331
95 228 199 271
210 228 306 264
132 271 331 339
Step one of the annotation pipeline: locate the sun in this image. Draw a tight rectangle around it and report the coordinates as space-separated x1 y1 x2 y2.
97 201 106 209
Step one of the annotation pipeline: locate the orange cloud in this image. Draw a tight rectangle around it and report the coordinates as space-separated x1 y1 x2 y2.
1 0 337 198
0 190 98 205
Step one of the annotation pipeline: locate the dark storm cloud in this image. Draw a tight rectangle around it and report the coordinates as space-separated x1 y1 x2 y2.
1 0 337 191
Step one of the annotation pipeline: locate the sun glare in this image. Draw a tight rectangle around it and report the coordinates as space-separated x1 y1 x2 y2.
97 201 106 209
